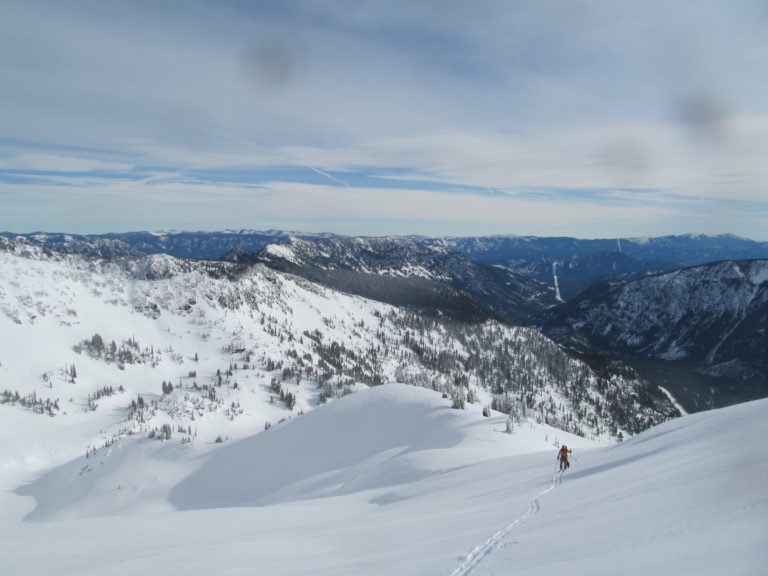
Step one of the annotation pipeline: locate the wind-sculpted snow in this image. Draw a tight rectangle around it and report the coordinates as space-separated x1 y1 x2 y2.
3 383 766 575
17 384 596 521
170 385 475 509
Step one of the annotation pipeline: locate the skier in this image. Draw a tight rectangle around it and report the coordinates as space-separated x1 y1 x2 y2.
557 444 572 471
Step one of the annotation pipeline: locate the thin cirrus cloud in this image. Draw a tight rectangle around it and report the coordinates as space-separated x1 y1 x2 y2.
0 0 766 239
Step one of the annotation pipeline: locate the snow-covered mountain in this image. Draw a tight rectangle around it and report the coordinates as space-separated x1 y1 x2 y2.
542 259 768 408
0 236 681 529
5 230 765 411
247 235 557 324
3 383 765 575
8 231 765 303
2 234 764 574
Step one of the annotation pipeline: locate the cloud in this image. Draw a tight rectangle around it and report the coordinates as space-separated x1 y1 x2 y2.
0 0 766 238
3 168 763 241
0 154 132 172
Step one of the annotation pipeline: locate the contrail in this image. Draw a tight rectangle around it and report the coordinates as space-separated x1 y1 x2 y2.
164 113 350 188
307 166 350 188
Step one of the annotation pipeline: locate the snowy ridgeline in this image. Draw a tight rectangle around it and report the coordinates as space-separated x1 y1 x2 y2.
1 384 766 575
0 246 673 477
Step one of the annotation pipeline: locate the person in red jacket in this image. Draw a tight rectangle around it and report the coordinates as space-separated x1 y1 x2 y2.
557 444 572 471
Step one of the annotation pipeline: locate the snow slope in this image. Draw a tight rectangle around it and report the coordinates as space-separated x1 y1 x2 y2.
2 384 765 575
0 241 666 516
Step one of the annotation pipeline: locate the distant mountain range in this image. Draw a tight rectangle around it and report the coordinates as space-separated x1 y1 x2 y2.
441 234 768 300
0 230 311 259
3 230 766 300
3 229 767 411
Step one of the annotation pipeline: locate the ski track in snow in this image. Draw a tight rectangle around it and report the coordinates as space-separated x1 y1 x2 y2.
449 470 562 576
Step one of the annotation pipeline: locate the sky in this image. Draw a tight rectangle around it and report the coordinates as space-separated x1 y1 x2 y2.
1 0 767 240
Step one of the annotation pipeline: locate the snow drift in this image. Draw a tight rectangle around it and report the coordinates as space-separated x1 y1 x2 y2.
16 384 595 520
4 384 766 575
169 384 592 510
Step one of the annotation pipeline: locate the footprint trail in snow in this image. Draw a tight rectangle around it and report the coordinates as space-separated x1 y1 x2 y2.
449 470 563 576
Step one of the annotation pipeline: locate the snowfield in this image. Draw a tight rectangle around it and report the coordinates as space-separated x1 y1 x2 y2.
0 241 762 574
1 384 766 576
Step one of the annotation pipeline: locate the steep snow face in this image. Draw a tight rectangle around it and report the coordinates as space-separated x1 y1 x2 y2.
3 384 765 576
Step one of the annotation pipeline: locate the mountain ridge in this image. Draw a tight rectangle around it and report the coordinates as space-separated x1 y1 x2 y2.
244 235 556 325
4 230 767 412
541 258 768 408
